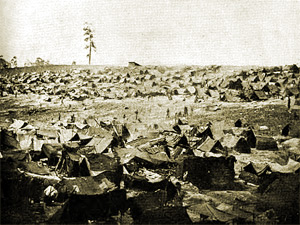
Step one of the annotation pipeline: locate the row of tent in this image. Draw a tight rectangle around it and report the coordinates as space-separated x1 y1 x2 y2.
1 65 300 104
1 115 299 179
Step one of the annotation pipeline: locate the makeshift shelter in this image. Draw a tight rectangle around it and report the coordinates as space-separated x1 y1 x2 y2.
69 133 93 145
244 162 271 176
227 78 243 90
269 158 300 173
250 75 260 83
81 136 114 154
224 127 256 148
195 125 213 139
20 161 50 175
177 124 193 136
40 143 63 166
9 119 28 130
239 168 269 185
116 147 170 171
176 155 236 189
55 149 91 177
250 90 268 101
285 87 299 97
262 84 280 96
197 136 225 154
258 173 299 222
220 92 240 102
166 133 189 149
221 135 251 153
207 89 220 99
1 129 21 149
36 129 59 140
256 136 278 151
124 168 174 193
113 123 131 142
289 64 299 74
58 176 126 222
86 153 120 171
128 62 141 67
187 203 236 223
234 137 251 153
235 119 242 127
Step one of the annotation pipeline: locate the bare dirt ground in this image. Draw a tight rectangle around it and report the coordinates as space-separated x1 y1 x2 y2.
0 93 292 136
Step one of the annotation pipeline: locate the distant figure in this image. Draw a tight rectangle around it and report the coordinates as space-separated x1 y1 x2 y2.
167 91 172 100
184 106 188 116
173 182 184 206
166 108 170 118
288 96 291 110
43 185 58 205
71 114 75 123
135 110 138 120
60 94 65 106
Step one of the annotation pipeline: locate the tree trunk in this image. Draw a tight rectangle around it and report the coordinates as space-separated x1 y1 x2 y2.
89 41 92 65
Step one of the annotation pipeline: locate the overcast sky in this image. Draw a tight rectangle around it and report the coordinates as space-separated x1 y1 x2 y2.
1 0 300 66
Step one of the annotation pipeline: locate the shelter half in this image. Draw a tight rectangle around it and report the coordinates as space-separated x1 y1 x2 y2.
196 136 225 154
176 155 236 189
250 90 268 101
256 136 278 151
56 149 91 177
244 162 271 176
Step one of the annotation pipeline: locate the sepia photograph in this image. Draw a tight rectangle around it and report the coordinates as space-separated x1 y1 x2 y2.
0 0 299 224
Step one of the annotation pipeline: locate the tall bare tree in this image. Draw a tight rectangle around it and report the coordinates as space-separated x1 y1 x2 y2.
83 22 96 65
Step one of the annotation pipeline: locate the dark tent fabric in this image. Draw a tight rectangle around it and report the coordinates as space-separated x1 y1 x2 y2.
56 150 91 177
244 162 271 176
20 161 50 175
196 126 213 139
166 134 189 148
250 91 268 101
187 203 235 223
197 136 225 154
256 136 278 150
83 136 114 154
57 176 116 195
41 143 63 166
41 143 63 158
176 155 236 189
2 129 20 149
234 137 251 153
86 153 120 172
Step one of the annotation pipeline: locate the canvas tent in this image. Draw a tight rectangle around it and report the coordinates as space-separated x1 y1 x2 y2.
197 136 225 154
56 149 91 177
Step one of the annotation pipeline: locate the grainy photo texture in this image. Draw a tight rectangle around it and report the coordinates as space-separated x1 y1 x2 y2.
0 0 299 224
